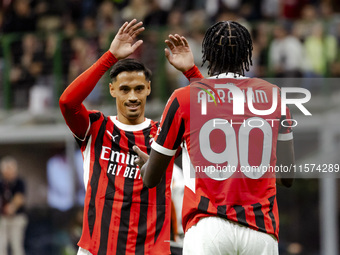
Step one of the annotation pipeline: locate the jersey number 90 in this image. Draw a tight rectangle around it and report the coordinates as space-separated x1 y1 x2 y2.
198 117 272 180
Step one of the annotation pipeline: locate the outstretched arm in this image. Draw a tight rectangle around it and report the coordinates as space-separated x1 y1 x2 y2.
59 19 144 140
165 34 203 79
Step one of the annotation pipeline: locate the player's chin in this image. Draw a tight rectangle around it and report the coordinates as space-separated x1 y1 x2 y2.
126 111 141 119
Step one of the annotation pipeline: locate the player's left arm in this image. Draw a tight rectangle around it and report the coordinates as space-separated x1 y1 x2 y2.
133 146 172 188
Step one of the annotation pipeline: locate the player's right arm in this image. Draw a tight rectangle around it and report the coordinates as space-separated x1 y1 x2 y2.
59 19 144 140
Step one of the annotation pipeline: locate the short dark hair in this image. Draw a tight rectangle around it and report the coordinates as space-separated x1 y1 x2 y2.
202 21 253 76
109 58 152 81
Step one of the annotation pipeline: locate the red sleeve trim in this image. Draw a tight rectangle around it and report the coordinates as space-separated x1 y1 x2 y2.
183 65 204 80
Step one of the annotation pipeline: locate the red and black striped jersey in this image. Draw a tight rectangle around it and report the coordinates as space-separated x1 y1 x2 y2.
78 112 173 255
151 74 294 240
59 49 204 255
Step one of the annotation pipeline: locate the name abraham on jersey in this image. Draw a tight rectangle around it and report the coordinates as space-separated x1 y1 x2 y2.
198 85 269 105
197 83 311 116
100 146 141 180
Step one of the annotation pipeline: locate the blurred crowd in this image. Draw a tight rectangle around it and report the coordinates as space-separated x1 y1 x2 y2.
1 1 337 254
1 0 340 109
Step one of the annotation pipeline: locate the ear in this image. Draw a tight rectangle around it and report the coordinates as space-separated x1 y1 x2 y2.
109 83 116 98
146 81 151 96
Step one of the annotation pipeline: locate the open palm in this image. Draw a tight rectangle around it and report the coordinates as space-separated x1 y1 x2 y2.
165 34 195 72
109 19 145 60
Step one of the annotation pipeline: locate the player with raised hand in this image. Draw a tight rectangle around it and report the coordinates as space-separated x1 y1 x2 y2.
59 19 202 255
134 21 295 254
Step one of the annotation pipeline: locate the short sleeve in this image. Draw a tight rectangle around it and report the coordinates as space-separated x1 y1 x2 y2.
152 91 185 156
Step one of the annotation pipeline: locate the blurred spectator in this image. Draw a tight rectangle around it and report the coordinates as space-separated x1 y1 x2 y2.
157 0 175 11
261 0 280 20
292 4 319 41
82 16 98 41
0 10 4 31
2 0 340 111
67 36 97 80
0 156 28 255
2 0 36 33
96 0 120 34
121 0 150 22
68 36 101 104
60 21 77 85
268 24 304 78
139 30 159 98
303 22 337 78
47 153 74 212
330 22 340 77
28 33 57 114
239 0 263 21
143 0 169 27
46 148 85 255
46 149 84 213
251 22 271 77
9 33 44 108
167 9 184 33
320 2 340 36
280 0 308 21
185 9 208 32
96 1 120 51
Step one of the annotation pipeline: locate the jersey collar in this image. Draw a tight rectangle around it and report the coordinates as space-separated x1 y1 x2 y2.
110 116 151 131
208 72 249 79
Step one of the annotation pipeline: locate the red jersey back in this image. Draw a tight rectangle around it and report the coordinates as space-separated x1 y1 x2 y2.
78 111 173 255
151 75 293 240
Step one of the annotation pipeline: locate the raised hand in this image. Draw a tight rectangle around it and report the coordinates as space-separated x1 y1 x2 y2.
165 34 195 72
109 19 145 60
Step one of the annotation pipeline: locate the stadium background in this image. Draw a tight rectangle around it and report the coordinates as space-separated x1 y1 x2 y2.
0 0 340 254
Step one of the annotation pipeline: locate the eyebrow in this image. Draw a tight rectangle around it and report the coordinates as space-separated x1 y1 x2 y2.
119 84 145 88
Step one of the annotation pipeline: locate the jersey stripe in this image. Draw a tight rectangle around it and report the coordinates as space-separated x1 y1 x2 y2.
252 203 266 233
135 128 152 254
116 130 136 254
98 124 120 254
153 79 291 240
157 98 180 146
172 119 185 150
198 196 210 212
77 114 173 254
155 176 166 242
268 195 277 233
136 188 148 255
217 205 227 217
233 205 250 227
88 116 107 237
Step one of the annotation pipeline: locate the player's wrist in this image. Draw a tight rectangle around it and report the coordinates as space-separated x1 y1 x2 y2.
182 64 195 73
107 50 119 64
183 65 203 79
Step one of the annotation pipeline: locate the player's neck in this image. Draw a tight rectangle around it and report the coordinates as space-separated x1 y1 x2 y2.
210 68 242 77
116 113 145 125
